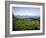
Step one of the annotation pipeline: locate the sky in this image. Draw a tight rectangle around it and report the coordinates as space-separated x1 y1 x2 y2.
12 7 40 16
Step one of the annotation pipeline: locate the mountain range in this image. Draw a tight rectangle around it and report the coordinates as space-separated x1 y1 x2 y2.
15 15 40 19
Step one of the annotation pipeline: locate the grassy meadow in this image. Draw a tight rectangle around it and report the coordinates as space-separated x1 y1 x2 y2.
12 15 40 31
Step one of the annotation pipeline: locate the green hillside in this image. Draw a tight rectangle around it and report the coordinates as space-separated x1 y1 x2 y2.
12 15 40 31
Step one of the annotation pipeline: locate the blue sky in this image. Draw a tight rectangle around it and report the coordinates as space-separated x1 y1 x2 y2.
12 7 40 16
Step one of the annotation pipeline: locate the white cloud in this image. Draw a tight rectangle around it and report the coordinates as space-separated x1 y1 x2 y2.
13 12 40 16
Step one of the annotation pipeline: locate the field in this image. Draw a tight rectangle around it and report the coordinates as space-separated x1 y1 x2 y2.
12 15 40 31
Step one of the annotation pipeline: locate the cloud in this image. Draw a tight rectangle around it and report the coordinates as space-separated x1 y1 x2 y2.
12 7 40 16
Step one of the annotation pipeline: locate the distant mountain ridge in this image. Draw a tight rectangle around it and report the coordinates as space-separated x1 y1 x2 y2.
15 15 40 19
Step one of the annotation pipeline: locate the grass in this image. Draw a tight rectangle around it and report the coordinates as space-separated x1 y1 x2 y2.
12 15 40 31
